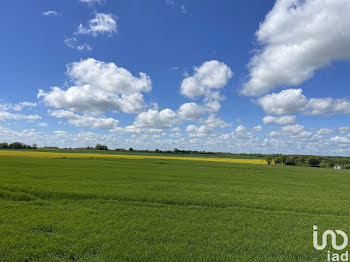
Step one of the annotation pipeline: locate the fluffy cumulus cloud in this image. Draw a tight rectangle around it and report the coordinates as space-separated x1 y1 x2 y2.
185 115 230 138
133 109 178 130
281 124 304 134
306 98 350 115
202 114 230 129
316 128 334 135
1 102 37 112
0 111 41 122
49 110 119 130
263 115 296 125
257 89 307 115
177 102 204 121
253 125 263 132
338 127 350 134
330 136 350 144
186 125 214 138
38 58 152 114
76 13 117 37
258 88 350 116
181 60 233 99
242 0 350 96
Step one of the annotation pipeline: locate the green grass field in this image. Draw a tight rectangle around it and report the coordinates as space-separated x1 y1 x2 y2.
0 154 349 261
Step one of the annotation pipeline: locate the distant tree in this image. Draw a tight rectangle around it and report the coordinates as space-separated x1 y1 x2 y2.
0 143 9 149
129 148 134 152
320 160 335 168
9 142 25 149
273 155 284 165
306 156 320 167
264 155 274 165
155 149 160 153
345 164 350 169
173 148 180 154
285 156 296 166
95 144 108 150
294 156 306 166
337 158 350 166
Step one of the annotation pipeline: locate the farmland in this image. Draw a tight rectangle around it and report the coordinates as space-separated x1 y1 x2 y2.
0 151 350 261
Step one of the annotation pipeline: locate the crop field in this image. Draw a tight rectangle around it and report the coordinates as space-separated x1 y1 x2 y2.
0 152 350 261
0 150 268 165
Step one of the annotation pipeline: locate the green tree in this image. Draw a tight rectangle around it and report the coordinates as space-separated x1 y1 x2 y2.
306 156 320 167
273 155 284 165
95 144 108 150
264 155 274 165
285 156 296 166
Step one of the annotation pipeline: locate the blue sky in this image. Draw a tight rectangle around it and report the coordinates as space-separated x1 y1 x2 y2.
1 0 350 155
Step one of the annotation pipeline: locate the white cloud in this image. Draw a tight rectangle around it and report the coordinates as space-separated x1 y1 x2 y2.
269 130 280 137
186 125 214 137
80 0 102 4
49 109 119 130
281 124 304 134
234 125 246 133
232 125 254 140
19 102 37 108
203 114 230 129
257 89 307 115
133 109 178 130
1 102 37 112
0 111 41 122
38 58 152 114
204 100 221 113
242 0 350 96
262 115 296 125
37 122 48 127
181 60 233 99
166 0 187 14
338 127 350 134
316 128 334 135
64 37 92 51
177 102 204 121
330 136 350 144
306 98 350 115
185 115 230 138
42 10 58 16
253 125 263 132
76 13 117 37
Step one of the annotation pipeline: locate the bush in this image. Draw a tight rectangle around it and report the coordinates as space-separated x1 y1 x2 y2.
285 156 296 166
306 156 320 167
320 160 335 168
264 155 274 165
95 144 108 150
345 164 350 169
273 155 284 165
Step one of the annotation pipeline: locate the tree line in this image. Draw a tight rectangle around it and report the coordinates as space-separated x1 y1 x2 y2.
264 154 350 169
1 141 349 169
0 142 37 149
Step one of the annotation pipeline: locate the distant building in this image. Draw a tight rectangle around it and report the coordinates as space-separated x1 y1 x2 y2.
334 165 345 170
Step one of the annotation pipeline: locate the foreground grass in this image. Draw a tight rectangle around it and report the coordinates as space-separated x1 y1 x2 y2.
0 155 349 261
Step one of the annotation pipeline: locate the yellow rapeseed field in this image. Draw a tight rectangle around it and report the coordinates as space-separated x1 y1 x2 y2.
0 150 268 165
